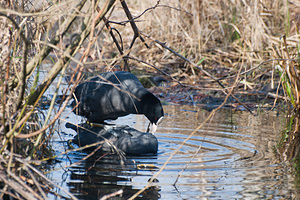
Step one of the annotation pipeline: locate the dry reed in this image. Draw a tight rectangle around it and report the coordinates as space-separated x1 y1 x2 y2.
0 0 299 199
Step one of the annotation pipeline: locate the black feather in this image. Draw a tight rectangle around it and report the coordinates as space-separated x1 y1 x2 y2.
72 71 164 124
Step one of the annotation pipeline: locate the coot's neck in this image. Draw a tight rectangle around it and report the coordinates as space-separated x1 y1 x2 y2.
140 91 160 120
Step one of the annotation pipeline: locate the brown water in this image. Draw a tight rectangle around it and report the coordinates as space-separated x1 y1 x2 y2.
47 104 298 199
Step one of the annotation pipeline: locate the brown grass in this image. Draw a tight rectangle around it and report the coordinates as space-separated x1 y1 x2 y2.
0 0 299 199
107 0 298 64
92 0 299 96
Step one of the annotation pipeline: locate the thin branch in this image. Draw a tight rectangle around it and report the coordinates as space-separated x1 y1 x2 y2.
173 63 243 187
119 0 149 72
216 58 297 81
100 190 123 200
1 28 12 135
15 157 79 200
6 170 43 200
132 0 160 20
173 143 203 186
8 0 88 89
16 20 29 110
101 9 130 70
0 12 30 131
24 168 47 200
127 55 183 86
26 0 115 105
128 62 238 200
108 2 192 25
140 32 254 114
133 3 193 21
0 172 37 200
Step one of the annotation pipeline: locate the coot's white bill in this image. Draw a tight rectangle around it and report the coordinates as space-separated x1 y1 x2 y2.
150 116 164 134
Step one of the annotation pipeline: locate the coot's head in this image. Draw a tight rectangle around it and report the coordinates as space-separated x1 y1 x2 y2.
141 92 164 133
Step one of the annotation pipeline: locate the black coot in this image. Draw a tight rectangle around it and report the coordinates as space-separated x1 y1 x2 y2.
66 123 158 155
72 71 164 132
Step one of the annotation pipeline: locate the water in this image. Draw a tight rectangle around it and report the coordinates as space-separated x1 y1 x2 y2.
47 104 297 199
37 65 298 199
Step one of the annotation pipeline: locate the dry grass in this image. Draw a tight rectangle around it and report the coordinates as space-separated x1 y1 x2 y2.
73 1 296 113
107 1 296 59
116 0 299 107
0 0 299 199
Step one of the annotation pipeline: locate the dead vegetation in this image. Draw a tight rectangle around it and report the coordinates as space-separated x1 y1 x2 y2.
0 0 299 199
98 0 300 109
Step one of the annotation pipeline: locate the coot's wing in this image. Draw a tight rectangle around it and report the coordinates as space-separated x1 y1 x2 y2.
73 76 139 122
98 72 146 114
73 78 108 122
72 71 154 123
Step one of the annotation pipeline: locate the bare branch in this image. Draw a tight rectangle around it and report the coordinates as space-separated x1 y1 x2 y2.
140 32 254 114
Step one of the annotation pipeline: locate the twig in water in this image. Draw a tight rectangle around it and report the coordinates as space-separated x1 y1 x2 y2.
100 189 123 200
129 60 243 200
173 143 202 186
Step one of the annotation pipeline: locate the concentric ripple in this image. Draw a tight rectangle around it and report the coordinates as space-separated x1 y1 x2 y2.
48 105 297 200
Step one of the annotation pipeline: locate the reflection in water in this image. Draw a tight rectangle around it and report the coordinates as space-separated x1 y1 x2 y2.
48 105 298 199
68 155 160 199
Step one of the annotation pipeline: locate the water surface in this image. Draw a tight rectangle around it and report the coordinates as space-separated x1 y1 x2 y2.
47 104 297 199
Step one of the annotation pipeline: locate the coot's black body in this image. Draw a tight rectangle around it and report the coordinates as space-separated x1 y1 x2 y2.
72 71 164 127
66 123 158 155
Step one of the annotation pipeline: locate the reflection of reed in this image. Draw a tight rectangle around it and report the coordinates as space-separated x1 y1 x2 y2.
142 105 288 199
